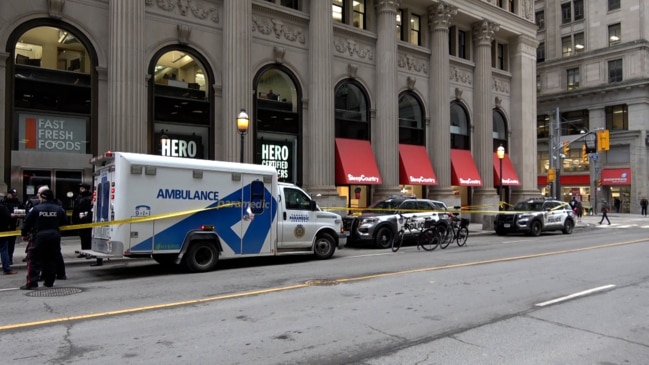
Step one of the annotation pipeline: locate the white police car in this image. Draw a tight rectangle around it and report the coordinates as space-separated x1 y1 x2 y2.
343 198 449 248
494 198 575 236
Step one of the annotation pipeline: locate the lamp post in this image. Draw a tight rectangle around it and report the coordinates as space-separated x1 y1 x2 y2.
497 144 505 210
237 109 249 163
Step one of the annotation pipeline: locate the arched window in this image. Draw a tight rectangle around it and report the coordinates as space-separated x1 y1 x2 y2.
255 68 299 134
398 92 425 145
450 101 470 149
493 108 507 150
11 25 93 153
151 48 211 159
254 66 302 185
335 80 370 140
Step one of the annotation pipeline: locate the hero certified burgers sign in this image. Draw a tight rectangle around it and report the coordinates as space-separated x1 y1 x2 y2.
257 140 294 182
18 113 88 153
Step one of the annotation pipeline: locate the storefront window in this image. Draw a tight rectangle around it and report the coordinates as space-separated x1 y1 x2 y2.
538 151 550 175
255 66 301 184
12 25 92 154
152 49 210 159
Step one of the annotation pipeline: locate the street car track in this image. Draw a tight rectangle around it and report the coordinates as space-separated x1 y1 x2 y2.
1 237 647 332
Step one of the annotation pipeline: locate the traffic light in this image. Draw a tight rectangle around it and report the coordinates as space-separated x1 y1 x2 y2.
581 144 588 164
597 129 610 151
548 168 556 182
562 141 570 155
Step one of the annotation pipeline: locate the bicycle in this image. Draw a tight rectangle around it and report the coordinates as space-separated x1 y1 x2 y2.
438 215 469 249
391 214 440 252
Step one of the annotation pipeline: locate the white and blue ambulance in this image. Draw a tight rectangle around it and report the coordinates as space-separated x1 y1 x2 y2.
84 152 346 272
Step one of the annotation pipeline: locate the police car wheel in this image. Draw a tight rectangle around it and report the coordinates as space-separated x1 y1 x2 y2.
313 233 335 260
529 220 542 237
184 241 219 272
562 219 574 234
375 227 394 249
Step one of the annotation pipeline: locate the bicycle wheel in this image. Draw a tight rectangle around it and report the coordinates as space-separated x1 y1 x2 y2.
438 224 452 249
418 228 440 251
391 229 405 252
456 227 469 247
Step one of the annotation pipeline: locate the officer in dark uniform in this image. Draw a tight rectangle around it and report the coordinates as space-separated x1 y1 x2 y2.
72 183 93 254
20 189 67 289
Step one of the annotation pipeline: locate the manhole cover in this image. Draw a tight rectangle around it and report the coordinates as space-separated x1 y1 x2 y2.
305 279 339 286
26 287 84 297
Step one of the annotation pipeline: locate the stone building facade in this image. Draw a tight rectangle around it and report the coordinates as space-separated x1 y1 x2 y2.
536 0 649 213
0 0 538 226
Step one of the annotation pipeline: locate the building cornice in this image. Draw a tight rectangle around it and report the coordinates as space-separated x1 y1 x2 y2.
538 80 649 103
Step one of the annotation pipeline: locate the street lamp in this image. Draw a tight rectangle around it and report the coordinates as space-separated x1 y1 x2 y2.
237 109 249 163
497 144 505 210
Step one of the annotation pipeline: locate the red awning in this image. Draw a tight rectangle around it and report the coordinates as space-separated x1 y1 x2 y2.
334 138 382 185
493 153 521 186
538 174 592 186
450 149 482 186
601 168 631 185
398 144 437 185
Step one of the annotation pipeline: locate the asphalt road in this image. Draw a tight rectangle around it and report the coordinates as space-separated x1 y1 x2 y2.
1 218 648 364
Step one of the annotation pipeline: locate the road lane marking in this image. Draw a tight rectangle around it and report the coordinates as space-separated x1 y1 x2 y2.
535 284 616 307
1 238 646 332
0 283 310 331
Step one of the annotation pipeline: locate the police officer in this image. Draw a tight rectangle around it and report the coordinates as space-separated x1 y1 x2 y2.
20 189 67 289
72 183 93 255
1 188 24 265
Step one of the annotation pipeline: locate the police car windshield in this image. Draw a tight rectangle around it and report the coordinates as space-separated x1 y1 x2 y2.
513 201 545 211
364 199 403 214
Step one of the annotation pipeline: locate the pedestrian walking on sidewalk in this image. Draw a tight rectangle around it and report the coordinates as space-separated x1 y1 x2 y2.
20 189 67 289
599 201 611 225
1 201 18 275
574 200 583 223
640 197 648 217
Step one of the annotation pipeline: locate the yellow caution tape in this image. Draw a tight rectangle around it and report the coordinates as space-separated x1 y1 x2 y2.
1 201 573 238
0 203 238 238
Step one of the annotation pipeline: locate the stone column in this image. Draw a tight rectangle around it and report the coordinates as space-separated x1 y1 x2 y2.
222 0 252 162
372 0 402 201
471 19 499 228
108 0 146 152
509 34 542 204
304 0 345 210
0 51 8 193
427 1 457 206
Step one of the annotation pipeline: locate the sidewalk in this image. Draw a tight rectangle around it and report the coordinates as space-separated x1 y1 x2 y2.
10 236 98 270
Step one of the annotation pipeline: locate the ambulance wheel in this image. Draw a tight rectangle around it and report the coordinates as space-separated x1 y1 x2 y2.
313 233 335 260
184 241 219 272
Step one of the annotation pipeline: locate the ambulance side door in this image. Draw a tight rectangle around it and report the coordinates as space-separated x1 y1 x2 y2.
278 187 316 248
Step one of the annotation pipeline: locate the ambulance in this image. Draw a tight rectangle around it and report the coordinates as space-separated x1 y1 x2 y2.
83 152 346 272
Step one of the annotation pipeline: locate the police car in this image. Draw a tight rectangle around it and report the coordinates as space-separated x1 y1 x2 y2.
343 197 449 248
494 198 575 236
